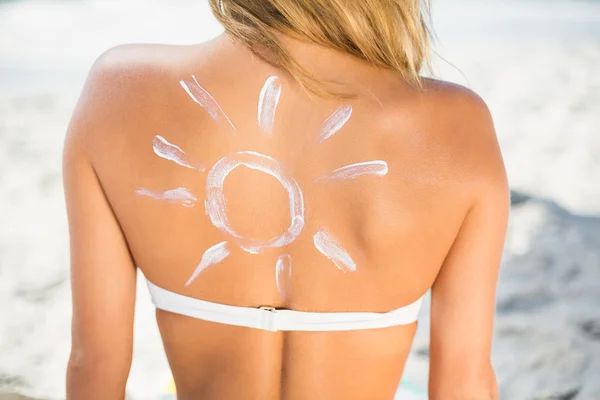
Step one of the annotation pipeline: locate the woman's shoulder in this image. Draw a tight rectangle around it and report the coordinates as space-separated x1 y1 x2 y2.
385 77 494 143
418 77 492 122
399 77 505 191
67 43 208 161
84 42 208 94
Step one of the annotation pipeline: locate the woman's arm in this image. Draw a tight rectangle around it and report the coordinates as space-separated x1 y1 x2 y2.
428 93 509 400
63 50 138 400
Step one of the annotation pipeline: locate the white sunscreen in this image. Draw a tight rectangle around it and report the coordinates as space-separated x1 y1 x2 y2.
205 151 305 254
313 229 357 273
318 105 352 143
153 135 205 171
275 254 292 301
185 241 231 286
315 160 388 182
258 76 282 136
180 75 237 132
135 74 400 290
135 187 198 208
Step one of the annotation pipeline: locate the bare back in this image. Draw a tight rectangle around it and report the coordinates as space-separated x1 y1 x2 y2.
64 34 508 400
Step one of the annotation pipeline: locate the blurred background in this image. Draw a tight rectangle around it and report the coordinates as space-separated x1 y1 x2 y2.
0 0 599 399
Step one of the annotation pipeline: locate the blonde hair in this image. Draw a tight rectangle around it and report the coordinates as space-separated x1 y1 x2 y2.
210 0 432 98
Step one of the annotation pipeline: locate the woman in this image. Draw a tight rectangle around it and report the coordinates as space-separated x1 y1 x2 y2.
63 0 508 399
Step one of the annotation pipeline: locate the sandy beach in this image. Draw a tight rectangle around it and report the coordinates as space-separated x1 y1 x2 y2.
0 0 599 398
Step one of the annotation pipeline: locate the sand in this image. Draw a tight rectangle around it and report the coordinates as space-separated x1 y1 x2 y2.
0 0 599 399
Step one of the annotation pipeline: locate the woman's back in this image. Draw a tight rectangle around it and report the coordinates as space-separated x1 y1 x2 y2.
64 21 507 400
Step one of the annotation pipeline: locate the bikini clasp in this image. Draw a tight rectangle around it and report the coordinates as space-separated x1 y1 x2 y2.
258 306 278 331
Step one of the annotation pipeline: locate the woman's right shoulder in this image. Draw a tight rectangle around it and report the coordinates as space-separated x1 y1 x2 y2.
66 43 206 161
88 43 205 86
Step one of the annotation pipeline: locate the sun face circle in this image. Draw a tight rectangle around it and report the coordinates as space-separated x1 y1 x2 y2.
205 151 305 255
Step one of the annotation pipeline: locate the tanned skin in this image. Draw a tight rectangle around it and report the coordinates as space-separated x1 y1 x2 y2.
64 33 507 400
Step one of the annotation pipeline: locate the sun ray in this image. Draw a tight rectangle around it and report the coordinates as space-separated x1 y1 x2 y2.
180 75 237 132
136 187 198 207
318 105 352 143
153 135 205 171
315 160 388 182
275 254 292 301
185 241 231 286
258 76 282 135
313 230 357 273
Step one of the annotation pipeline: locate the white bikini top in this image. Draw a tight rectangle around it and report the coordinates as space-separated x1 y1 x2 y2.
147 280 425 332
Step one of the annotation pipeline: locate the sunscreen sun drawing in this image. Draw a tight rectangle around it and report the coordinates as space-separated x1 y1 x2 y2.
136 75 388 297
